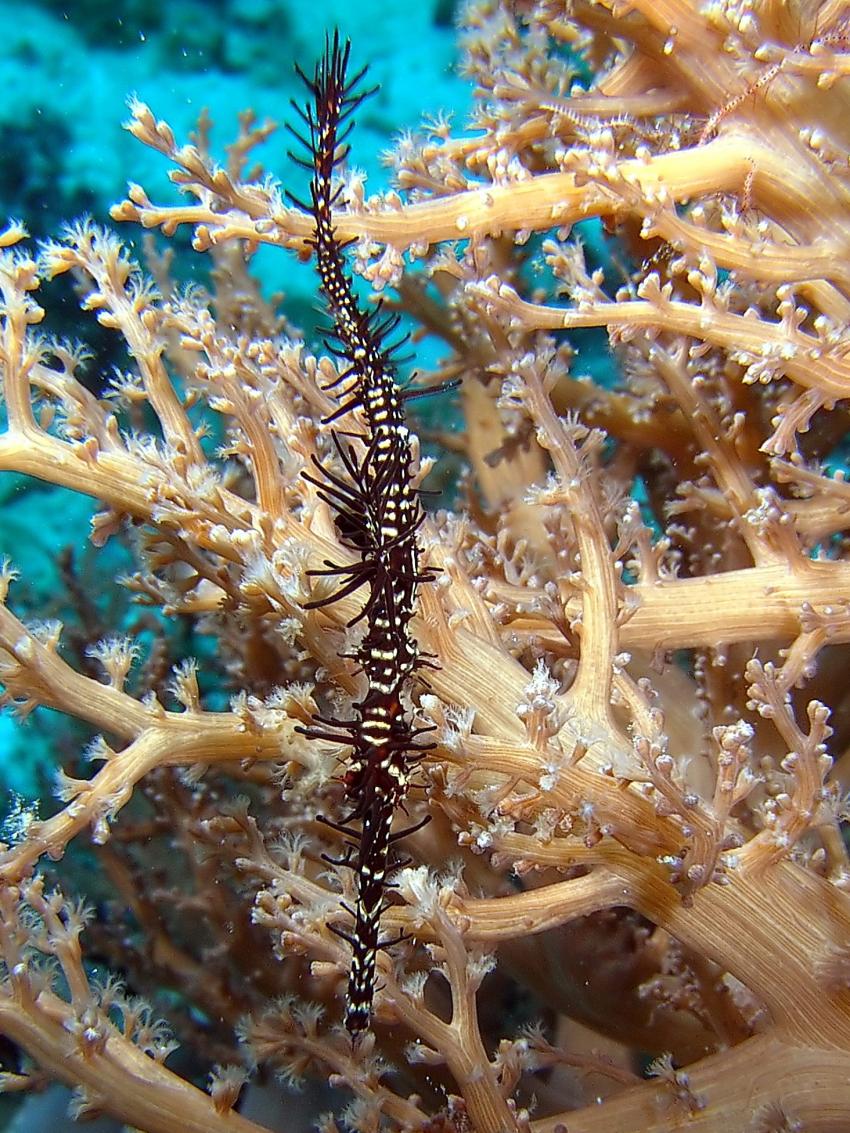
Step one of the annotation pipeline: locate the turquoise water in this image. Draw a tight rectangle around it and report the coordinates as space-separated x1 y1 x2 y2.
0 1 464 241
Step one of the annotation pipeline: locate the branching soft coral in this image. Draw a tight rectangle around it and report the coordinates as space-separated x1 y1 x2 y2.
2 1 850 1131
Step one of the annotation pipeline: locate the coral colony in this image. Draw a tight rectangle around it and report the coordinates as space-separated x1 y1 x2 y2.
2 3 850 1132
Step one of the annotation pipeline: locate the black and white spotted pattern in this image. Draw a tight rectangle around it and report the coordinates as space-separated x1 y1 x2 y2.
290 32 430 1038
